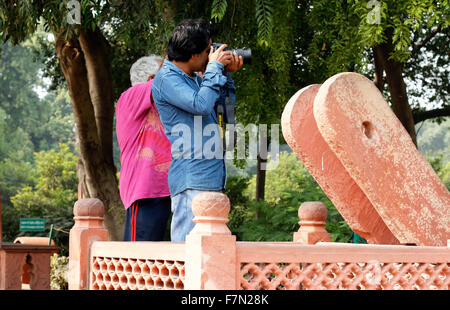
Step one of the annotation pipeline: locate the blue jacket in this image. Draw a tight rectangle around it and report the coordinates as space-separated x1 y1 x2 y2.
152 59 236 196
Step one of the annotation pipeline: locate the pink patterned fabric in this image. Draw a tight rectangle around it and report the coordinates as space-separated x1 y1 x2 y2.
116 80 171 209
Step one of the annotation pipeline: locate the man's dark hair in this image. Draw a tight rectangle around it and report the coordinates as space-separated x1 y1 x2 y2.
167 19 214 62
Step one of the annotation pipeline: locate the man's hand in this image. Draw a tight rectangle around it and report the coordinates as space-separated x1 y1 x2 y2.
225 51 243 73
209 44 233 67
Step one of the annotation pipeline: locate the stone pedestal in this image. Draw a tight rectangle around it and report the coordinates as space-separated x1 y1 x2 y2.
185 192 237 290
68 198 108 290
293 202 332 244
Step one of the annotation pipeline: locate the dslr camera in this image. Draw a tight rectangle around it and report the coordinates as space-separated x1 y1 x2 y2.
212 43 252 65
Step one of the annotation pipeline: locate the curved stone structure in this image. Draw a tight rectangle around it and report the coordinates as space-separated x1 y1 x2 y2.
313 72 450 246
282 84 399 244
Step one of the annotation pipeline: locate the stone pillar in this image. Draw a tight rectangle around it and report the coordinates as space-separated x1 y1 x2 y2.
293 201 331 244
68 198 108 290
185 192 238 290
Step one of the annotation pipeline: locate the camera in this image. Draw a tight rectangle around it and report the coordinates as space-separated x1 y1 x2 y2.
212 43 252 65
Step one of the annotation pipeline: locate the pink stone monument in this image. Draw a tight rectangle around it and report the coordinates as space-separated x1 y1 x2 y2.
282 84 399 244
313 72 450 246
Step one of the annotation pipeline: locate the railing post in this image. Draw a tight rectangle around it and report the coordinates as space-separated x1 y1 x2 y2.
185 192 238 290
293 201 331 244
68 198 108 290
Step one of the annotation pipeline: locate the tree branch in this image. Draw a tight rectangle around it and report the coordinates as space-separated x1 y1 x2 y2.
413 106 450 124
411 25 442 58
372 46 385 92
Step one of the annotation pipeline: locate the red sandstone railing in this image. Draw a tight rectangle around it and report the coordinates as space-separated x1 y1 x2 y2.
68 193 450 290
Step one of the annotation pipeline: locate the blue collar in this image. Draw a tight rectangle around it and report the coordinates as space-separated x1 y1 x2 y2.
163 59 198 79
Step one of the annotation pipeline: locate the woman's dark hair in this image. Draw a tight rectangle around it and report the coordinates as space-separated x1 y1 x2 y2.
167 19 214 62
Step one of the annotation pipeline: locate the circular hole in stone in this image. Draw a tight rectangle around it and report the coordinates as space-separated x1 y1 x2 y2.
362 121 373 139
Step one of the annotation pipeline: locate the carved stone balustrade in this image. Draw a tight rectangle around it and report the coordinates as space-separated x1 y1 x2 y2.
69 192 450 291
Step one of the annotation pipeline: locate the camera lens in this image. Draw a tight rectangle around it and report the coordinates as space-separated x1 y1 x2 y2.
212 43 252 65
232 48 251 65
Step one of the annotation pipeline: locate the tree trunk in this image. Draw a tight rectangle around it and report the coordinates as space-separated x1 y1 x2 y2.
78 29 115 169
54 32 124 241
372 47 385 92
255 117 268 203
374 28 417 146
255 155 267 202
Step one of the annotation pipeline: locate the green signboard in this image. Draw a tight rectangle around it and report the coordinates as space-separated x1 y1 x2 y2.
20 218 45 231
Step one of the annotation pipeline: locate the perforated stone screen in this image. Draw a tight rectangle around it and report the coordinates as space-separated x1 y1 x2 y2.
240 262 449 290
91 256 185 290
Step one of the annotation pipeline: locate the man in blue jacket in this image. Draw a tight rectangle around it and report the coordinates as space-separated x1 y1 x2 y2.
152 19 243 241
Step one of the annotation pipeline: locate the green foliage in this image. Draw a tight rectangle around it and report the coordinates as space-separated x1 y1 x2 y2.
50 254 69 290
353 0 450 62
228 152 352 242
0 32 76 246
207 0 300 132
11 143 78 256
255 0 273 47
306 0 449 115
246 152 306 204
307 0 366 79
418 117 450 189
225 174 250 206
237 199 299 241
211 0 228 22
0 108 35 162
425 152 450 191
439 161 450 190
224 174 251 234
0 39 75 153
417 118 450 162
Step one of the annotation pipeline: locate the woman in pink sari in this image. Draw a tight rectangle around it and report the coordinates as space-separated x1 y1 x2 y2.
116 55 172 241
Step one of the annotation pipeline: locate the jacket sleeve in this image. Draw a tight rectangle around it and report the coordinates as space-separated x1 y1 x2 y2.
159 61 228 115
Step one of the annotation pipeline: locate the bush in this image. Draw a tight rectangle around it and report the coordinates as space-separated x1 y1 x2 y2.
10 143 77 255
439 161 450 190
224 174 251 238
50 253 68 290
228 151 353 242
